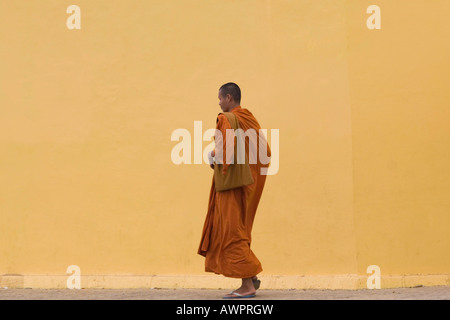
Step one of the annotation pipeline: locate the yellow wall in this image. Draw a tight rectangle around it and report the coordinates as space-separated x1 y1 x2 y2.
0 0 449 289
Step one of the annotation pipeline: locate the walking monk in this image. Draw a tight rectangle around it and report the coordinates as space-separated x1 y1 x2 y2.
198 82 271 299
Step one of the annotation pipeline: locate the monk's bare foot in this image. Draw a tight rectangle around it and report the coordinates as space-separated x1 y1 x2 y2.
251 276 261 290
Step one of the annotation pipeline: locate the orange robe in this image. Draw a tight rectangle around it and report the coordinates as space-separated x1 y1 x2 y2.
198 106 271 279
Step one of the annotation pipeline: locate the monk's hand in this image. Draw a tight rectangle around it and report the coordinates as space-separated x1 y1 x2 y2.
208 150 215 169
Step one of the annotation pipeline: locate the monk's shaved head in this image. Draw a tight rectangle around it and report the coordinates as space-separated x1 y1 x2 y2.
219 82 241 104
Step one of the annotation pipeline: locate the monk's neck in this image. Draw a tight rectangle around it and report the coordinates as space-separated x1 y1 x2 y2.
227 105 241 112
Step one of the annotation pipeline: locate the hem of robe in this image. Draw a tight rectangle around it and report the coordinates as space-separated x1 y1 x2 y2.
204 265 263 279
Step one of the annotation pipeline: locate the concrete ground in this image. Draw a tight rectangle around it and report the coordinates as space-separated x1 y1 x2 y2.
0 286 449 300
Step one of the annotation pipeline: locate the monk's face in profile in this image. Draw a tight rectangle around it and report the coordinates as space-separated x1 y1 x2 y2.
218 90 233 112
